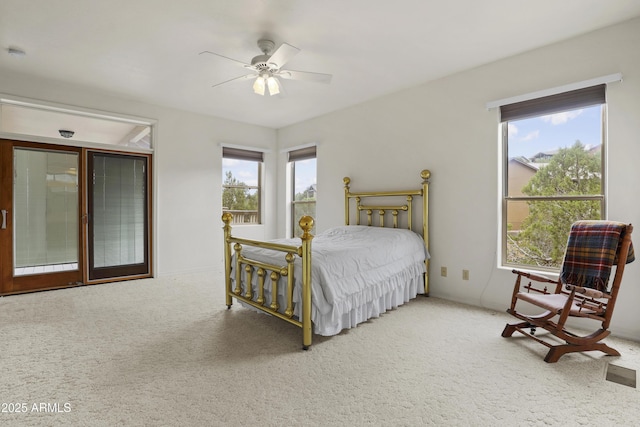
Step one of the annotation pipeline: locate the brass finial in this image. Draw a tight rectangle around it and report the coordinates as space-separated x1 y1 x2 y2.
343 177 351 186
299 215 314 233
420 170 431 180
222 212 233 224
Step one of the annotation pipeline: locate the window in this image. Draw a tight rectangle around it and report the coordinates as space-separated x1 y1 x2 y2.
501 85 605 270
222 147 263 224
288 146 316 237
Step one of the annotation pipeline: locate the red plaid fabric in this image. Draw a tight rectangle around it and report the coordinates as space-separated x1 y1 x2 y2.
559 220 634 293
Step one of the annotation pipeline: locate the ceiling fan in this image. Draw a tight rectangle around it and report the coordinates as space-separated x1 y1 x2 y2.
200 39 332 96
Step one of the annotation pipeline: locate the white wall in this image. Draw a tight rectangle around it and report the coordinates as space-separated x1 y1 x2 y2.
277 18 640 340
153 109 277 275
2 18 639 340
0 69 277 277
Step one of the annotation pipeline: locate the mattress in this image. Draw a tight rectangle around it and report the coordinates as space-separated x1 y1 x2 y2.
232 225 430 336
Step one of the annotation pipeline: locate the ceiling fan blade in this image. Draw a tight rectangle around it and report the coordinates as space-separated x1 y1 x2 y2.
267 43 300 69
200 50 251 68
211 74 257 88
277 69 332 84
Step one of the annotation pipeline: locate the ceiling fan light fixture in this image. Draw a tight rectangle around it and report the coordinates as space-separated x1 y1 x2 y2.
267 76 280 96
202 38 332 95
253 76 266 95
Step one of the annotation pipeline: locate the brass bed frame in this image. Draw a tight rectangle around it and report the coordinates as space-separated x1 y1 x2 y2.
222 169 431 349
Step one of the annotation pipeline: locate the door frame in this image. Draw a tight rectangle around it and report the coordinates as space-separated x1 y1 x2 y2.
0 139 154 295
0 139 84 295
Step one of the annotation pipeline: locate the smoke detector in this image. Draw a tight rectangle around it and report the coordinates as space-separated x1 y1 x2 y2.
8 47 26 57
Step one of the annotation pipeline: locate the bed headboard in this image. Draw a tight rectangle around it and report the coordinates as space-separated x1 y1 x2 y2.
343 169 430 235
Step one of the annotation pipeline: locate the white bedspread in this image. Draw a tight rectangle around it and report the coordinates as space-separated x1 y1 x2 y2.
232 225 429 336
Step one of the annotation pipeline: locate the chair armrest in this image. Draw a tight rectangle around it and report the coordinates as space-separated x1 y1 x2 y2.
512 269 558 285
567 285 610 300
512 269 561 295
508 269 558 311
564 285 609 316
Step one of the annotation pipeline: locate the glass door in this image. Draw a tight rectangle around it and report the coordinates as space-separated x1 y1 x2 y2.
0 141 10 292
87 151 150 281
0 140 83 295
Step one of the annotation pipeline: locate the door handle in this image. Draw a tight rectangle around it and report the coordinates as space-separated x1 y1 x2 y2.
1 209 6 229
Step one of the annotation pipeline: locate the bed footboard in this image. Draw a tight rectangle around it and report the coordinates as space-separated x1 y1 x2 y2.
222 213 314 349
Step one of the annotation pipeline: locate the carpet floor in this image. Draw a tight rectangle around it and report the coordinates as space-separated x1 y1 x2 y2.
1 272 639 426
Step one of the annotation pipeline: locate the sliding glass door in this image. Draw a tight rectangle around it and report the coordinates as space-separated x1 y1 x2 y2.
87 152 150 281
0 140 83 295
0 142 152 294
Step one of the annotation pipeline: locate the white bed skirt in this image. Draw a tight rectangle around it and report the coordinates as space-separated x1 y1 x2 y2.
312 264 424 336
239 263 425 337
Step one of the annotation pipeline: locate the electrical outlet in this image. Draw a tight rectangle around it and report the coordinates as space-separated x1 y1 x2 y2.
462 270 470 280
441 266 447 277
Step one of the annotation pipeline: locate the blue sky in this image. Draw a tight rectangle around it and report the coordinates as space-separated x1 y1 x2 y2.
222 158 259 186
292 158 317 194
222 158 316 194
508 105 602 158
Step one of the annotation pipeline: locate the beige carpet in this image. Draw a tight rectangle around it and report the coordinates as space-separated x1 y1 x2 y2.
1 272 639 426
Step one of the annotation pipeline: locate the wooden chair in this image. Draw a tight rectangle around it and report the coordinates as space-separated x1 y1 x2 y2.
502 220 634 363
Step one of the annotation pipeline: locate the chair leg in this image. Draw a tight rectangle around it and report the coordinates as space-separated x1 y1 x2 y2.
502 321 531 338
544 343 621 363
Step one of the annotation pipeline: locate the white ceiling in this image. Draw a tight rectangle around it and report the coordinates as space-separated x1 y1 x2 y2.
1 0 640 129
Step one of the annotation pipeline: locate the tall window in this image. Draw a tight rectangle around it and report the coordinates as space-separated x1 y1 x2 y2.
501 85 605 270
222 147 263 224
289 146 316 237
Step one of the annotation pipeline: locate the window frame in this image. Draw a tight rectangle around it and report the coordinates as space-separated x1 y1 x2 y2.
500 86 607 272
288 145 317 238
222 147 263 225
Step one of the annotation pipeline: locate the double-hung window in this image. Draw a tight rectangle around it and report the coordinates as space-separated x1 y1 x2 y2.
288 145 317 237
501 85 606 270
222 147 263 224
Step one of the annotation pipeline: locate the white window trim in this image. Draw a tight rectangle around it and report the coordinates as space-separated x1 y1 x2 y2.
486 73 622 110
280 141 319 153
219 142 272 154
